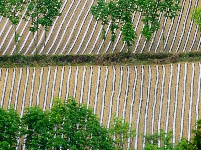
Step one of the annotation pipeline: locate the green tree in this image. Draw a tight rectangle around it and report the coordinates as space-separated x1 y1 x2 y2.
143 129 197 150
21 97 115 149
0 107 20 150
143 129 174 150
192 7 201 31
0 0 25 52
21 106 52 149
109 116 135 149
192 119 201 150
50 97 115 149
174 138 197 150
91 0 181 49
24 0 62 53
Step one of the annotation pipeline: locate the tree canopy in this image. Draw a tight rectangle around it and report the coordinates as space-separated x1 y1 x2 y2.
91 0 181 48
21 97 115 149
1 96 201 149
192 7 201 31
0 107 20 150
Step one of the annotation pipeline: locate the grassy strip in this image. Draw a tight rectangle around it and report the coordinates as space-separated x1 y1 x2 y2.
0 51 201 68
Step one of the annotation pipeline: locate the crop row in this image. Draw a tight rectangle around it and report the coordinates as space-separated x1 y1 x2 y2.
0 63 200 149
0 0 201 55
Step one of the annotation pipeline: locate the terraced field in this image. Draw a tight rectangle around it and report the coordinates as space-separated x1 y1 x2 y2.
1 0 201 54
1 0 201 149
0 63 200 149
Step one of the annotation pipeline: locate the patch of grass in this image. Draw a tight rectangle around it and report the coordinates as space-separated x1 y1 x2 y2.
0 51 201 68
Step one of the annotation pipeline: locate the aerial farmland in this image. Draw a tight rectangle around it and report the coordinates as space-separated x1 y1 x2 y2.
1 0 201 149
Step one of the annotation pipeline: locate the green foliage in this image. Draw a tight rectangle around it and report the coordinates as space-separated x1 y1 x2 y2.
2 50 201 67
192 119 201 149
144 129 174 150
192 7 201 31
91 0 137 48
24 0 62 32
0 107 20 150
21 97 115 149
3 97 201 149
0 0 26 48
23 0 62 53
91 0 181 48
174 138 197 150
109 117 135 149
143 129 198 150
0 0 25 25
21 106 52 149
14 33 21 45
0 0 62 53
51 97 114 149
1 51 201 68
136 0 181 40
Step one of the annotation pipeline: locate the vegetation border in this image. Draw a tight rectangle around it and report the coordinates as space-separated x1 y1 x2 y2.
0 51 201 68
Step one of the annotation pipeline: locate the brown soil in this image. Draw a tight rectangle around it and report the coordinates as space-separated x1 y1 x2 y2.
174 63 184 143
1 0 200 54
2 69 11 109
100 66 111 126
137 65 149 149
81 66 90 105
24 68 34 108
154 66 163 135
43 67 54 109
53 66 62 99
67 66 76 97
87 66 94 110
110 66 120 121
16 68 26 114
10 68 19 110
59 66 67 100
19 68 30 116
160 65 169 132
123 66 135 123
190 62 198 140
167 64 176 134
31 68 41 106
0 63 201 149
117 67 127 119
131 65 141 148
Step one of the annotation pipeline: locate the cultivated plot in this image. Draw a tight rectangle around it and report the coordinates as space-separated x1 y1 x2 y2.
1 0 201 54
0 63 201 149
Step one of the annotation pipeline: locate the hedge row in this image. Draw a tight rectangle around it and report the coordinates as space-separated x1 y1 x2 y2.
0 51 201 67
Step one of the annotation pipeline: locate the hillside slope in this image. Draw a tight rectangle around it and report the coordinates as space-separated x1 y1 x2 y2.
0 63 201 149
1 0 201 55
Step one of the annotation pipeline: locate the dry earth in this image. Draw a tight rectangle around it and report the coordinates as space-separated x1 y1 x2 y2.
0 63 201 149
1 0 201 55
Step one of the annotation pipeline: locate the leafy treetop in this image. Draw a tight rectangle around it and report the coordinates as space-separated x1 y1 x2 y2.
91 0 181 48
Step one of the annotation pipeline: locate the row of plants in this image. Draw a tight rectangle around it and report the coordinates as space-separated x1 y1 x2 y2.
91 0 201 52
1 0 182 52
1 96 201 149
0 51 201 68
1 0 201 54
0 0 62 52
1 97 134 149
91 0 181 49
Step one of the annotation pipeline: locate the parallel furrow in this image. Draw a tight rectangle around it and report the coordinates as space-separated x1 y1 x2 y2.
1 0 201 54
0 64 200 149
